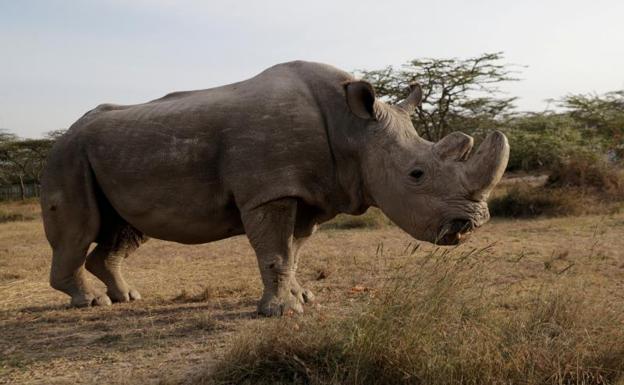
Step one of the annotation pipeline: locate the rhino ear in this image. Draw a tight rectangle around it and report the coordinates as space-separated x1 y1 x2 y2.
345 81 377 120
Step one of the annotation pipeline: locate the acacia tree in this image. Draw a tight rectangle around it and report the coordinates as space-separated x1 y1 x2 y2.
558 91 624 158
359 52 519 141
44 129 67 140
0 129 17 187
0 132 55 199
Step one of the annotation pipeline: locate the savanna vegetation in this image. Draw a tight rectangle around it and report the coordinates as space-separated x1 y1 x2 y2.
1 52 623 384
0 130 62 200
1 200 623 384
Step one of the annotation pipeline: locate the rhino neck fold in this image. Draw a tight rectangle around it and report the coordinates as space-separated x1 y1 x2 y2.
294 64 376 217
322 120 374 216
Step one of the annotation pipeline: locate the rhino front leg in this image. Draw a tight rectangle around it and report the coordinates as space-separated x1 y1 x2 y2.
242 198 314 316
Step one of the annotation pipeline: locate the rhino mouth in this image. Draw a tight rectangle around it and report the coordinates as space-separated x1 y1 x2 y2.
436 218 475 245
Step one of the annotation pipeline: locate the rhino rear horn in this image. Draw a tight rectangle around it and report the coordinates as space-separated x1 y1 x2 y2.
464 131 510 198
434 132 474 161
397 83 422 114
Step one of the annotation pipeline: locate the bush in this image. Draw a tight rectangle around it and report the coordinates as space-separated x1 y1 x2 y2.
506 114 581 171
503 113 606 173
488 186 581 217
192 250 624 385
546 154 623 198
490 153 624 218
505 129 571 171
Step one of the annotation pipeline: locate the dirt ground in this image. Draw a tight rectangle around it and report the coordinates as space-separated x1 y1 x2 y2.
1 202 623 384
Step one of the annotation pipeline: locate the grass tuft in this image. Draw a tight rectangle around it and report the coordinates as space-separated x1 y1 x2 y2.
172 287 214 303
196 249 624 385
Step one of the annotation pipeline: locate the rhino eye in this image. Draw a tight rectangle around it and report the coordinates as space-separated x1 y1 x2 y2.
409 169 424 180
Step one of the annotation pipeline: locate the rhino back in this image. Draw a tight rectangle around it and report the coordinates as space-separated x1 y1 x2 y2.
65 61 355 243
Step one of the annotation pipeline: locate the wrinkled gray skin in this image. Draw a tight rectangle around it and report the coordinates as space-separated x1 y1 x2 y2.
41 61 509 316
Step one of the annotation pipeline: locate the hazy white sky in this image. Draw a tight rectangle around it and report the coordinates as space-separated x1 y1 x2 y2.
1 0 623 138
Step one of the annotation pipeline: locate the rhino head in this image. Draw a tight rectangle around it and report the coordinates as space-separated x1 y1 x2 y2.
345 80 509 245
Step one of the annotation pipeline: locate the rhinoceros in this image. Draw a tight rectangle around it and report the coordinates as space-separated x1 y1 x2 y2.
41 60 509 316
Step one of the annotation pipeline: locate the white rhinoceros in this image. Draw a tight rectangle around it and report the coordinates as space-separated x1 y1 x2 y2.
41 61 509 316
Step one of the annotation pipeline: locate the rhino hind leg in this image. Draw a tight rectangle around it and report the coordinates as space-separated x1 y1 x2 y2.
242 198 317 316
43 158 112 307
50 246 113 308
86 221 146 303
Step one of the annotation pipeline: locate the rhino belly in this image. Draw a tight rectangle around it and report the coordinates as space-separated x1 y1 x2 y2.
98 178 245 244
87 132 244 244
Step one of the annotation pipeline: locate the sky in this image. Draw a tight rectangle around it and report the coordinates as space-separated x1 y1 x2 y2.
1 0 623 138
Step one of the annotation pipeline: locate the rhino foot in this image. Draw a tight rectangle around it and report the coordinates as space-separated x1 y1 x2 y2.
107 288 142 303
258 278 314 317
70 293 113 308
292 280 315 304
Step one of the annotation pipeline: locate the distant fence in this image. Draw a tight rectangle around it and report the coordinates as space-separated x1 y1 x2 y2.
0 184 40 201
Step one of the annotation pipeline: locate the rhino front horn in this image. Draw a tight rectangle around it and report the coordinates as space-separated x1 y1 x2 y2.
464 131 510 198
397 83 422 114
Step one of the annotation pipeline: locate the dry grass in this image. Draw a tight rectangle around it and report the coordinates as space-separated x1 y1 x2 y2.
0 199 40 223
321 208 391 230
1 201 624 384
547 157 624 198
489 171 624 218
488 185 624 218
202 251 624 385
490 163 624 218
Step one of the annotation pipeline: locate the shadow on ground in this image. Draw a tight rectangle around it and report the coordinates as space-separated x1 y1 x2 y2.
0 297 257 370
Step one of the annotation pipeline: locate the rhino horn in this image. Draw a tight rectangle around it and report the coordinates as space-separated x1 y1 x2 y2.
464 131 510 198
433 132 474 161
397 83 422 114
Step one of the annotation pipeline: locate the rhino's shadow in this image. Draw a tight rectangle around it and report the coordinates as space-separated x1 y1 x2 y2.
0 297 257 368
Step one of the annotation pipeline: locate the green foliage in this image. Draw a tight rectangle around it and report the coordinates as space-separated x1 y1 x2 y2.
0 138 55 184
559 91 624 156
0 130 58 199
504 89 624 173
0 129 17 143
503 112 610 172
359 52 519 141
44 129 68 140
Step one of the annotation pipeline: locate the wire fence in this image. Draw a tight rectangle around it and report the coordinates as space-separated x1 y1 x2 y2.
0 184 40 201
